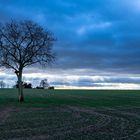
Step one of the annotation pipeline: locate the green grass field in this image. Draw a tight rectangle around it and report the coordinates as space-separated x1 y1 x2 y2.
0 89 140 140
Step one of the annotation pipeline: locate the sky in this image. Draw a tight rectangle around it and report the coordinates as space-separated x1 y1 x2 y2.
0 0 140 89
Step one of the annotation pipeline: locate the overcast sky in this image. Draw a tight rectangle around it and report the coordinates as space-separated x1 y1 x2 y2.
0 0 140 89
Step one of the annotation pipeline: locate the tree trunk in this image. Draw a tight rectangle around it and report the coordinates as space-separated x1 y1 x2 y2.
17 71 24 102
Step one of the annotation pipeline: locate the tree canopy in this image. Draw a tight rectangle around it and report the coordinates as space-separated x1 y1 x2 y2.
0 20 56 102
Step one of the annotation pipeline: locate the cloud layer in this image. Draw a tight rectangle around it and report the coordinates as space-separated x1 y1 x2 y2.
0 0 140 88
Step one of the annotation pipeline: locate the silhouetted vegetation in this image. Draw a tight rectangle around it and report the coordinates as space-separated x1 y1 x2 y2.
40 79 49 89
0 81 6 88
15 82 32 89
48 86 54 90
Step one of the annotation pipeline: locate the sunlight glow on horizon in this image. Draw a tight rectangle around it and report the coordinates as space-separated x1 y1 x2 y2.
0 69 140 89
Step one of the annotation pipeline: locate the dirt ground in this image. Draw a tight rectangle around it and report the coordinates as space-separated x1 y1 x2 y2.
0 106 140 140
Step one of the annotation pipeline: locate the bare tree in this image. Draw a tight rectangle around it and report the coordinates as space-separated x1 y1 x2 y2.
0 81 6 88
0 20 55 102
40 79 49 89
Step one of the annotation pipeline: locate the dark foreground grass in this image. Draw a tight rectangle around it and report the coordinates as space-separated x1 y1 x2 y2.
0 89 140 140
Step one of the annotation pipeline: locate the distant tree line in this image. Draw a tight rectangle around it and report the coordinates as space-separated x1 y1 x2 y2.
14 79 54 89
36 79 54 89
15 82 32 89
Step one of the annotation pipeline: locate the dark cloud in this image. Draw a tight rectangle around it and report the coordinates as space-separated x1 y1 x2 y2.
0 0 140 88
48 75 140 87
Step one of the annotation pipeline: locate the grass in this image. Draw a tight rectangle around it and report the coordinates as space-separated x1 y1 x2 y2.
1 89 140 107
0 89 140 139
